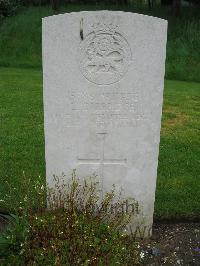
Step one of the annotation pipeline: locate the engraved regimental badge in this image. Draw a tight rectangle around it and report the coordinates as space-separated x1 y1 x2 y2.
79 19 132 85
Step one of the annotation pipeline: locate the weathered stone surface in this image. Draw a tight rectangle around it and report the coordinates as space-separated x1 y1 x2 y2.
42 11 167 237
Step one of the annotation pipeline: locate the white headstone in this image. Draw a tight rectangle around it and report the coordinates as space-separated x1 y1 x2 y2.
42 11 167 237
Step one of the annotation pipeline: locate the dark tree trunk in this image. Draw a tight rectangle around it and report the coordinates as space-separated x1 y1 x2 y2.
27 0 33 6
116 0 128 5
148 0 154 10
148 0 152 10
161 0 173 5
51 0 59 11
173 0 181 17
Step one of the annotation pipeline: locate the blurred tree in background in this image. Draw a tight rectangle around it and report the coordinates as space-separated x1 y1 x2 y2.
0 0 21 18
0 0 199 18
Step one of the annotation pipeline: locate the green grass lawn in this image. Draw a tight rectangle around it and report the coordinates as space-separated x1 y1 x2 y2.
0 67 45 210
0 67 199 218
156 80 200 218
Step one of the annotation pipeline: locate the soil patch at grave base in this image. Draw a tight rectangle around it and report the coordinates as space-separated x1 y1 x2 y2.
139 222 200 266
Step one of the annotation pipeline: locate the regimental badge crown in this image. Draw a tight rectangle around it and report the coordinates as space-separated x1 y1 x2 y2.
91 20 119 35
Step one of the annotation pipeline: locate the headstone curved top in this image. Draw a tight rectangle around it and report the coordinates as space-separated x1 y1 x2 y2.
42 11 167 237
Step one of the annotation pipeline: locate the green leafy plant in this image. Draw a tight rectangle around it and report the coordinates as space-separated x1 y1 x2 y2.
0 171 140 265
0 214 28 259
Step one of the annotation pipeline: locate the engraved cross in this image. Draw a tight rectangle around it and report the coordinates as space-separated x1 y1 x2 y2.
77 133 127 179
